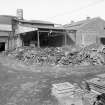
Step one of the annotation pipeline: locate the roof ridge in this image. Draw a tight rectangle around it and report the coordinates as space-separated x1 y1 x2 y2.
63 17 103 30
64 17 101 27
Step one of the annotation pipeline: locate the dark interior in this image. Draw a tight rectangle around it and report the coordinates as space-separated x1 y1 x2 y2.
100 37 105 45
0 42 5 52
39 32 65 47
21 31 37 47
21 30 66 48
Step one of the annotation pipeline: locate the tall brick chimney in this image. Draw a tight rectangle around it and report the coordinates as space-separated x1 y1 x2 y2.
16 9 23 20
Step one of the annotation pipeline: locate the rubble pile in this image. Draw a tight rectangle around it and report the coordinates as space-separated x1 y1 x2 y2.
7 47 65 65
5 44 105 66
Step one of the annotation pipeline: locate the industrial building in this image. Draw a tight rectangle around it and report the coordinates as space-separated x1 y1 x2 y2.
0 10 72 52
13 18 67 48
64 17 105 47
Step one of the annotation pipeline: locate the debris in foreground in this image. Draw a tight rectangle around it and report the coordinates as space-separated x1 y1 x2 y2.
4 44 105 66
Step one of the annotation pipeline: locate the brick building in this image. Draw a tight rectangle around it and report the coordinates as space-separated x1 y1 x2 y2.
0 14 68 51
64 17 105 47
0 15 56 51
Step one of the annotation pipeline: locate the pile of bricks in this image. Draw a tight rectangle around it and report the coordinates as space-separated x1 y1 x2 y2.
6 44 105 66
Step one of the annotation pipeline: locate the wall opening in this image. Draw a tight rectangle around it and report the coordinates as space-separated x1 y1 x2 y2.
0 42 5 52
100 37 105 45
39 32 65 47
21 31 37 47
20 30 69 48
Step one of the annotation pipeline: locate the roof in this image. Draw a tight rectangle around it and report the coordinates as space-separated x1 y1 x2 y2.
37 26 66 30
0 15 54 25
63 17 105 30
15 24 66 34
0 15 54 31
14 18 54 25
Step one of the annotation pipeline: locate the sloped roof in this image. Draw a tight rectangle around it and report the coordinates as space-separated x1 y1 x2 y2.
0 15 54 25
14 18 54 25
63 17 105 30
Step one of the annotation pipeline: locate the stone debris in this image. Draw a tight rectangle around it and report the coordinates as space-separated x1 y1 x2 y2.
4 44 105 66
87 77 105 93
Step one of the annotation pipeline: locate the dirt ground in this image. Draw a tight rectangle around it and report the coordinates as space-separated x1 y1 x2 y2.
0 55 105 105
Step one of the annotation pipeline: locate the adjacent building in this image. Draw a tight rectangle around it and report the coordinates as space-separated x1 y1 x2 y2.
64 17 105 47
0 15 15 51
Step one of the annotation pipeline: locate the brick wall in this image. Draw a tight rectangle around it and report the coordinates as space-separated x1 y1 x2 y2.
76 18 105 46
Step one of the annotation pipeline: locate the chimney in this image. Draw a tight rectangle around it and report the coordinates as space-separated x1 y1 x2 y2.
16 9 23 20
86 16 90 20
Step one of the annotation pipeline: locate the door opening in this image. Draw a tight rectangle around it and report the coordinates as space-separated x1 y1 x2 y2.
100 38 105 45
0 42 5 52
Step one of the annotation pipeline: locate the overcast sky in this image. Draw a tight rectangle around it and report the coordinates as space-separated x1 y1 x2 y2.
0 0 105 24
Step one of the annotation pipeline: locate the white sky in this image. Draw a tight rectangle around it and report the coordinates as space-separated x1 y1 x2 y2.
0 0 105 24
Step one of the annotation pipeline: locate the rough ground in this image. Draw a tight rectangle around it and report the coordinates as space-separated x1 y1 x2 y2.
0 55 105 105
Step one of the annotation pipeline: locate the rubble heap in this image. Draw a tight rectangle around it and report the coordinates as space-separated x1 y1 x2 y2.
5 44 105 66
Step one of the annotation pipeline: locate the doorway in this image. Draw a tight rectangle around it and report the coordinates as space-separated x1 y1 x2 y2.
100 38 105 45
0 42 5 52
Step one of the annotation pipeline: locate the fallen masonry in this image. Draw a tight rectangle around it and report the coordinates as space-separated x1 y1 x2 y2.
4 44 105 66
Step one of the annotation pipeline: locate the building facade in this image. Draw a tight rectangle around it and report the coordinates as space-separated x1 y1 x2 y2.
0 15 56 51
64 17 105 47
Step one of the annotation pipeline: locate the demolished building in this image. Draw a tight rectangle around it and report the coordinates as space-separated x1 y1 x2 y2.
0 10 75 52
13 19 68 48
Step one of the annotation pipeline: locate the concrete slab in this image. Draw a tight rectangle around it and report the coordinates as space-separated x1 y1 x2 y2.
52 82 75 97
58 96 83 105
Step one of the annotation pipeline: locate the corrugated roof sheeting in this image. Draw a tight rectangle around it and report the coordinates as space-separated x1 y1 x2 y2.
14 18 54 26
